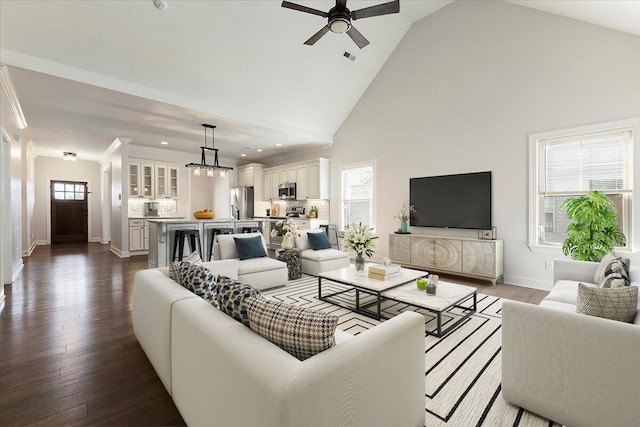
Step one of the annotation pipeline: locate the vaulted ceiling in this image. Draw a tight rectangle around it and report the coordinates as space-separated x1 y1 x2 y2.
1 0 638 162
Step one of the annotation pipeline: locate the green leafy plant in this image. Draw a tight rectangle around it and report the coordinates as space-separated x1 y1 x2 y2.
559 190 626 262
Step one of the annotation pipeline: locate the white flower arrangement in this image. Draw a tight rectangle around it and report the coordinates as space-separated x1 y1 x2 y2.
270 218 300 239
343 222 378 258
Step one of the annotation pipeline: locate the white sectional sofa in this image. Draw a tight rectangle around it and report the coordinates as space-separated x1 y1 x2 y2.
132 260 427 427
296 229 350 276
502 259 640 427
213 233 288 290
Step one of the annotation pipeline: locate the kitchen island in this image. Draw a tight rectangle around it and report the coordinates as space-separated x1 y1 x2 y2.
147 218 264 268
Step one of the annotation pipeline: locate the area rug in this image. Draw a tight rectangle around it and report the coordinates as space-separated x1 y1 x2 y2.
263 276 561 427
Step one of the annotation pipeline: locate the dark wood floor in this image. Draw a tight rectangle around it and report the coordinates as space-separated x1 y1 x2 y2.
1 243 548 426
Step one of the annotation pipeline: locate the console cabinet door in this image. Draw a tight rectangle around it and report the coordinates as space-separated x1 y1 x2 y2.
389 235 411 264
462 240 496 277
410 236 435 267
434 239 462 272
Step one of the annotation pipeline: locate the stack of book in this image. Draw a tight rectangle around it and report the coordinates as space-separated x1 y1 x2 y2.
368 264 401 281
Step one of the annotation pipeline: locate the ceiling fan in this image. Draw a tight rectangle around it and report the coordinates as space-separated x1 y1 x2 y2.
281 0 400 49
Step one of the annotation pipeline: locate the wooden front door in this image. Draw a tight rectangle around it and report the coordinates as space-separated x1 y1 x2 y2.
51 180 88 243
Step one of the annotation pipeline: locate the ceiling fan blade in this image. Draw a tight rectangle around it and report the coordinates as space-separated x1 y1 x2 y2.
346 25 370 49
351 0 399 20
304 25 331 45
281 1 328 18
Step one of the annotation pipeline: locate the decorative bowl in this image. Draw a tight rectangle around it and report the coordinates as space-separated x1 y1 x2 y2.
193 212 215 219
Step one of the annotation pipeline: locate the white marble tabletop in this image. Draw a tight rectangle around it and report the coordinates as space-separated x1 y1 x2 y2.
319 264 427 292
382 281 477 312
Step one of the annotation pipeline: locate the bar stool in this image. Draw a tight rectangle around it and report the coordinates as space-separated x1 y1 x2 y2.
207 227 234 261
319 224 340 250
171 229 203 262
241 226 261 234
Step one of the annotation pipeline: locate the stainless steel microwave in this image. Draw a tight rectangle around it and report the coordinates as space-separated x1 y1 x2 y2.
278 182 296 200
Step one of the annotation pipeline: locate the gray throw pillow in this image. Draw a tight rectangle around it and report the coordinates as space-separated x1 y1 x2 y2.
247 297 338 361
234 235 267 260
216 276 263 326
576 283 638 323
599 257 631 288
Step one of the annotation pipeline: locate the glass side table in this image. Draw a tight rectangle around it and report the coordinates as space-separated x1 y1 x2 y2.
276 248 302 281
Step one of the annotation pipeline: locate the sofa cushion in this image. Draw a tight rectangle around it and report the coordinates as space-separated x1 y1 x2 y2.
576 283 638 323
544 280 598 305
247 297 338 361
599 257 631 288
539 299 578 313
179 262 218 307
216 276 263 326
237 257 287 275
234 235 267 260
295 230 322 251
307 231 332 250
217 233 267 260
300 248 349 262
169 251 202 281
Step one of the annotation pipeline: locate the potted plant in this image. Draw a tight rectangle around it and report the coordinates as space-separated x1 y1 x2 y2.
559 190 626 262
343 222 378 271
394 203 416 233
270 218 299 250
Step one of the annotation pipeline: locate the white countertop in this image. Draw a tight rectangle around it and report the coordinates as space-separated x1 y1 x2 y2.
146 218 265 223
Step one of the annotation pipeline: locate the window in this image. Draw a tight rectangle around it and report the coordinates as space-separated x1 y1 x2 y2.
529 119 638 250
341 162 375 230
53 182 85 200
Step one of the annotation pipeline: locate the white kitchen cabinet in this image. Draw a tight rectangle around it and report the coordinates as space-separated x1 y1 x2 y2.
296 164 309 200
128 161 155 198
271 172 280 199
155 164 180 199
239 166 254 187
129 219 145 251
307 159 330 199
262 170 273 200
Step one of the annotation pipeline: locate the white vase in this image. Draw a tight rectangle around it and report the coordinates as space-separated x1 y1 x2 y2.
281 234 295 250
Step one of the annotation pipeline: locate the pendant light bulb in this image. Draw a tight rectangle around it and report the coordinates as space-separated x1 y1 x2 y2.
193 166 201 176
206 168 214 177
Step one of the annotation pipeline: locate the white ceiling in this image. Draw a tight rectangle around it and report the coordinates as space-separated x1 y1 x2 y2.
1 0 638 162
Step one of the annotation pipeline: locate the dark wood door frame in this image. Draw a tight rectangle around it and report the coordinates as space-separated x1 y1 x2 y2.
51 180 88 244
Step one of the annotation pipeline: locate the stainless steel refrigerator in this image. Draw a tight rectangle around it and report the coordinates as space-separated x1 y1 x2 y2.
231 187 254 220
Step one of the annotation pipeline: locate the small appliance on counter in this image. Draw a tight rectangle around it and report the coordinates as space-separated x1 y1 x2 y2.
285 206 305 218
144 202 159 217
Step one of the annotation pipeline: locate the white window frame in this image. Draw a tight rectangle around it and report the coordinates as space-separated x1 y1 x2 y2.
528 117 640 255
340 160 376 231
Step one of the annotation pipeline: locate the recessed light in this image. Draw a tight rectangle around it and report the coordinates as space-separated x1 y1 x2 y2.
256 149 263 152
241 153 247 157
276 143 282 147
161 141 168 145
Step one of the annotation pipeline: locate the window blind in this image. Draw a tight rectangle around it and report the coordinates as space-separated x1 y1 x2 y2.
540 128 632 195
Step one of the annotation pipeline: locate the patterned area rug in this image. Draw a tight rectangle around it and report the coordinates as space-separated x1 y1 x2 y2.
263 276 560 427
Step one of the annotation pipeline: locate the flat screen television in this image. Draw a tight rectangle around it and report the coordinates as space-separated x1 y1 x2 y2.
410 171 492 229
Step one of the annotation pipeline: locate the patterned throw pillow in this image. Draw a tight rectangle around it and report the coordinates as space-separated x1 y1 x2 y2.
576 283 638 323
247 298 338 361
216 276 263 326
169 251 202 281
599 257 631 288
179 262 218 308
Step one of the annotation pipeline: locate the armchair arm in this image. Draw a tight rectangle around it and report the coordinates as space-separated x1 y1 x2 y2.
502 300 640 427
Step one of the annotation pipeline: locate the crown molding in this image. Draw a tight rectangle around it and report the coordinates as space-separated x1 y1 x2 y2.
0 65 27 130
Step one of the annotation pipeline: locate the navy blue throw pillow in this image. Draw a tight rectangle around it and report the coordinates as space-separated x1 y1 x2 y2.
234 235 267 260
308 231 332 250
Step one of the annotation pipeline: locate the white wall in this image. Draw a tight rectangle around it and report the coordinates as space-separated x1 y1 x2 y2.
265 1 640 290
34 156 103 244
21 139 35 255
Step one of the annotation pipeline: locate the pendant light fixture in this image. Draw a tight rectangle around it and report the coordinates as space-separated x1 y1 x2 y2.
185 124 234 178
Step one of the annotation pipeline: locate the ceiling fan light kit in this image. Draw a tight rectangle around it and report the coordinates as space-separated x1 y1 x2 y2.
185 124 234 178
282 0 400 49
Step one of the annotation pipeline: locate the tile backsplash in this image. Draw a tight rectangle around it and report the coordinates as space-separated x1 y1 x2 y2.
272 200 330 219
128 199 178 217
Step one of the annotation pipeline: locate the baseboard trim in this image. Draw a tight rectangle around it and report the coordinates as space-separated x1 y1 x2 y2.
36 240 48 246
89 237 102 243
22 241 37 257
110 246 129 258
503 274 552 291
